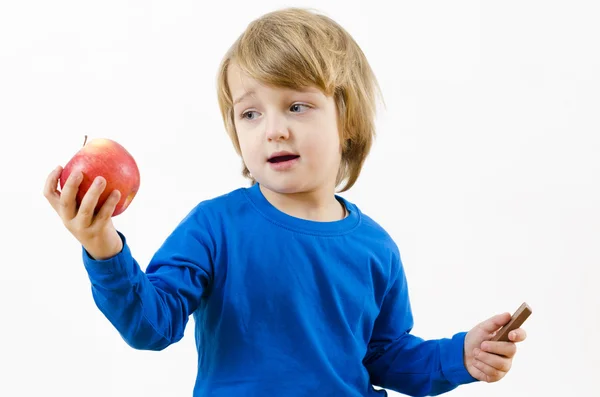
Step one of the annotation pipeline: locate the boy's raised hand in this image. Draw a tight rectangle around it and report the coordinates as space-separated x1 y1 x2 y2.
463 312 527 382
44 165 123 261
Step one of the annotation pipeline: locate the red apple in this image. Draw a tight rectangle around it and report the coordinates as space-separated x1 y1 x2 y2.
59 136 140 217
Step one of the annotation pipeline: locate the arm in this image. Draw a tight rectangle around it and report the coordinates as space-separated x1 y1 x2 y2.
82 206 215 351
363 256 478 396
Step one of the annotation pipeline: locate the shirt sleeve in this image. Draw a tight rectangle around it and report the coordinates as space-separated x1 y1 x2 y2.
82 206 215 351
363 255 478 396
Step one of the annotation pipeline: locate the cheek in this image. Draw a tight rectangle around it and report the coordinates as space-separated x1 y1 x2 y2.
322 124 342 154
304 131 341 163
236 129 261 165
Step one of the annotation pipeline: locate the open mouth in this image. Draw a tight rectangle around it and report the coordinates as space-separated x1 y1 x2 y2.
268 154 300 163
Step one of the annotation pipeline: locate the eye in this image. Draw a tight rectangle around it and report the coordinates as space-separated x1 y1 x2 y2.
241 110 259 120
290 103 310 113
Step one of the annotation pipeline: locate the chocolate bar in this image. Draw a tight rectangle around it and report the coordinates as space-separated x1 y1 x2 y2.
491 302 532 342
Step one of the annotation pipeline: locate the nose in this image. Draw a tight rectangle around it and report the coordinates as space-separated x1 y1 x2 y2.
264 113 289 141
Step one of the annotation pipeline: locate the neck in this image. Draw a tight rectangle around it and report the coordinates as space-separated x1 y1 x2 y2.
259 184 346 222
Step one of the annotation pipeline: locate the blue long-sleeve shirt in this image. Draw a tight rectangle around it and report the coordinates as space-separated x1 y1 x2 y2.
82 183 478 396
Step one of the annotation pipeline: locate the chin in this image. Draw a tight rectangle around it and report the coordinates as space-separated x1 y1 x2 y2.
254 175 311 195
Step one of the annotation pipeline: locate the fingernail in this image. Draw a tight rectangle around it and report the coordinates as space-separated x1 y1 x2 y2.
474 348 480 356
94 177 103 186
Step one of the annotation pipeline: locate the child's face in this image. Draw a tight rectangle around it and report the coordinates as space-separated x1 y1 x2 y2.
228 63 342 195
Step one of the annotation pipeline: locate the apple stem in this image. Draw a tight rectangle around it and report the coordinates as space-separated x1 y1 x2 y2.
83 135 88 147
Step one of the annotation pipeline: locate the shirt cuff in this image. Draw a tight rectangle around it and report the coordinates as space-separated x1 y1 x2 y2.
439 331 479 386
82 230 133 283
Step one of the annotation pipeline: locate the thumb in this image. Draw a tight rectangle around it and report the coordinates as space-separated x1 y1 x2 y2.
477 312 511 334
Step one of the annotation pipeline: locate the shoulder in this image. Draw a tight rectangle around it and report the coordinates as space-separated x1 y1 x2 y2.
189 186 248 214
174 186 250 229
342 196 401 258
343 197 406 289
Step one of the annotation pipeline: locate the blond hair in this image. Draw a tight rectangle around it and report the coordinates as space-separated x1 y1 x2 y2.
216 7 383 192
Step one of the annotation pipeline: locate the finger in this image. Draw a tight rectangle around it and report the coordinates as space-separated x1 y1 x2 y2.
509 328 527 342
59 170 83 220
466 364 487 382
92 189 121 226
43 166 63 211
77 176 107 226
472 358 506 382
474 348 512 372
477 312 512 334
481 340 517 358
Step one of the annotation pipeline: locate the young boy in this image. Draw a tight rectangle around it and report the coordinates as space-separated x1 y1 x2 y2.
44 7 527 397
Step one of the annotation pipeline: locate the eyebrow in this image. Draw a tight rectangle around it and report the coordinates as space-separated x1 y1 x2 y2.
232 87 322 106
233 90 256 106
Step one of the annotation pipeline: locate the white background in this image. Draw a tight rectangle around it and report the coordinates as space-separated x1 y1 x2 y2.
1 0 598 396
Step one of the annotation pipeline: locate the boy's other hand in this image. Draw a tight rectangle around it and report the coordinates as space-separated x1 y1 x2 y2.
463 312 527 383
44 166 123 260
